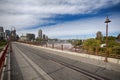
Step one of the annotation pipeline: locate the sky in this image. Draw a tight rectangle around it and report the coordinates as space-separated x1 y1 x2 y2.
0 0 120 39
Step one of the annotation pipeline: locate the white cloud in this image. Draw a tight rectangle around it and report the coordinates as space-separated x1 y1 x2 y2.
18 14 120 39
0 0 120 39
0 0 119 15
41 15 120 38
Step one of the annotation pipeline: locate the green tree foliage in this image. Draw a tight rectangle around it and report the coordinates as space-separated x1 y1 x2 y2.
101 36 120 55
74 40 82 46
83 38 101 54
108 40 120 55
108 40 118 47
0 40 7 46
68 39 82 47
112 46 120 54
102 36 116 43
36 38 43 42
82 36 120 57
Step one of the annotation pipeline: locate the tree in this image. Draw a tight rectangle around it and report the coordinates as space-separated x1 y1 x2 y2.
0 40 7 47
68 39 82 47
36 38 43 42
93 40 101 55
83 38 101 54
113 46 120 55
102 36 116 43
74 40 82 46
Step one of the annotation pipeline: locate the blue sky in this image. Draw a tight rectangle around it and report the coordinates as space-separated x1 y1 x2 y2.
0 0 120 39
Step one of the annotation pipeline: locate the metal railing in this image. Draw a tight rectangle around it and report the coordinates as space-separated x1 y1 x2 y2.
18 41 120 59
0 43 9 79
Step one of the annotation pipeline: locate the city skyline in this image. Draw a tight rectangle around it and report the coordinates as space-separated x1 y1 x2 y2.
0 0 120 39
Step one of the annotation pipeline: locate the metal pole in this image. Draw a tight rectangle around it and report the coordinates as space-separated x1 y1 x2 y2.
61 44 63 50
52 44 54 49
46 43 47 47
104 16 111 62
104 23 108 62
75 46 76 52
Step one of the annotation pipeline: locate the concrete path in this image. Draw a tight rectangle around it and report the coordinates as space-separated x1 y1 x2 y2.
11 42 120 80
9 43 53 80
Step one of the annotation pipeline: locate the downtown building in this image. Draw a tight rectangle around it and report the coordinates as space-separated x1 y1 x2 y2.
11 28 17 41
0 27 5 40
38 29 42 39
19 35 27 41
5 30 11 40
96 31 103 40
26 33 35 41
0 26 19 41
43 34 48 40
38 29 48 40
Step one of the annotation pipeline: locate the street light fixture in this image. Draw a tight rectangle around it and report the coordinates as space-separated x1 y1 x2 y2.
104 16 111 62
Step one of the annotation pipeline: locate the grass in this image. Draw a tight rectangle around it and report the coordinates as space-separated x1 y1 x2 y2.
0 40 7 53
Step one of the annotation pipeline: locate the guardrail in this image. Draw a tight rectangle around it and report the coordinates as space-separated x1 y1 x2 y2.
18 41 120 59
0 43 9 79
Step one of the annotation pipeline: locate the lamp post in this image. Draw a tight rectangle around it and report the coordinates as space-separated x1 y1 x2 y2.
104 16 111 62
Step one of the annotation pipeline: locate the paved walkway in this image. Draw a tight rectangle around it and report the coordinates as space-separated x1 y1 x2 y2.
9 44 50 80
2 42 120 80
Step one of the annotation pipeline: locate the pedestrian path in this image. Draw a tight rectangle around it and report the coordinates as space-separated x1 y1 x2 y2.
10 45 43 80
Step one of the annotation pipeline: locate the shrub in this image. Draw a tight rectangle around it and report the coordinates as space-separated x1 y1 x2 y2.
0 40 7 46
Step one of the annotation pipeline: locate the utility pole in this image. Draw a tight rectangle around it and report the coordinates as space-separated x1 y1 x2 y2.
104 16 111 62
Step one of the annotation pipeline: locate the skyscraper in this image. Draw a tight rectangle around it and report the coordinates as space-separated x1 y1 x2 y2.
45 35 48 40
0 27 5 40
5 30 11 40
43 34 46 40
26 33 35 41
96 31 103 40
11 28 17 41
0 27 4 32
38 29 42 39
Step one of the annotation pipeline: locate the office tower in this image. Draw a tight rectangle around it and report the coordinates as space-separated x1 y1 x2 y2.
38 29 42 39
0 27 4 40
0 27 4 32
26 33 35 41
96 31 103 40
5 30 11 40
43 34 46 40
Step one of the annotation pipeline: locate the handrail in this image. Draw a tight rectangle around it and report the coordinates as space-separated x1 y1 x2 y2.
0 43 9 79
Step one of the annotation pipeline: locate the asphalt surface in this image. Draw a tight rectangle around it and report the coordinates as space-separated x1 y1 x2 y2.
10 48 24 80
10 42 120 80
